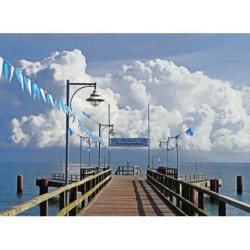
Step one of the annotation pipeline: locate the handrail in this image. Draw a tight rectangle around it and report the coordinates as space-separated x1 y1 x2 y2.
147 169 250 216
114 165 143 175
0 169 112 216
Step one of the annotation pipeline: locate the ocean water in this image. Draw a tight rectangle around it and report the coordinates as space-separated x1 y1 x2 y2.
0 161 249 216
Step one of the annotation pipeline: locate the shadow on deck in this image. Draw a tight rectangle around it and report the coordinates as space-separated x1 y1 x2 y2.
78 176 181 216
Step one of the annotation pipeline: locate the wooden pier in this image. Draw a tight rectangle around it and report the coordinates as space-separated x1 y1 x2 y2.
1 167 250 216
79 175 180 216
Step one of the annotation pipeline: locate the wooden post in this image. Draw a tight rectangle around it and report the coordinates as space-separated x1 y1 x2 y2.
198 191 204 210
81 183 86 209
218 201 226 216
39 179 49 216
190 188 197 216
210 179 219 203
210 179 219 193
59 192 65 210
17 175 23 193
237 175 243 194
69 187 77 216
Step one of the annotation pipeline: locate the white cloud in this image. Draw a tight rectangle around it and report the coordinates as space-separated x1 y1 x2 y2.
8 50 250 154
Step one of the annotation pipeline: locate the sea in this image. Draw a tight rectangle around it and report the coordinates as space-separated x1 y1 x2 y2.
0 161 250 216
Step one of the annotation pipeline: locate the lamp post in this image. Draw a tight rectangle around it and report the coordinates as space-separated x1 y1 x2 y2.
152 156 160 169
159 136 179 178
159 140 168 166
80 136 91 169
98 123 116 169
65 80 104 207
195 157 202 178
57 156 63 174
100 156 106 169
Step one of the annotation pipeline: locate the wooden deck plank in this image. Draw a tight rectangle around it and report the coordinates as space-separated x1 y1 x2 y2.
79 175 179 216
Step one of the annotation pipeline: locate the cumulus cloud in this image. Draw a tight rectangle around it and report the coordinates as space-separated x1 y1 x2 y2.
8 49 250 154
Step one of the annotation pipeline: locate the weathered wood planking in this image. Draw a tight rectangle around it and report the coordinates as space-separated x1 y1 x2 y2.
79 176 180 216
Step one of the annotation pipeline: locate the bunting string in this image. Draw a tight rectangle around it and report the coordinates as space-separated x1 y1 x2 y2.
0 56 108 148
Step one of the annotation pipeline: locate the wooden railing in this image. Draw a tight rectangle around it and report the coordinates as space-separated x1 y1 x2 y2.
179 172 207 181
80 166 98 179
0 169 112 216
52 173 80 182
147 169 250 216
114 165 143 175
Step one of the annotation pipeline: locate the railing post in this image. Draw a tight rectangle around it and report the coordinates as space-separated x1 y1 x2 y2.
81 182 86 209
59 192 65 210
198 191 204 210
182 184 190 214
39 179 48 216
169 178 173 202
176 181 180 208
219 201 226 216
190 187 196 216
69 187 77 216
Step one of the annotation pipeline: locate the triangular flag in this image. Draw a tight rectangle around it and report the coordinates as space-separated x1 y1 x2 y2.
9 65 14 83
82 111 91 118
64 105 72 114
23 76 32 95
32 82 40 100
3 61 9 81
185 128 194 136
40 88 47 103
0 57 3 79
69 127 74 136
47 93 54 108
45 93 52 107
15 69 24 91
54 99 61 111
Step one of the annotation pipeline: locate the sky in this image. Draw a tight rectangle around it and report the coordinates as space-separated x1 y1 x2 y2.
1 1 250 248
1 33 250 165
1 1 250 166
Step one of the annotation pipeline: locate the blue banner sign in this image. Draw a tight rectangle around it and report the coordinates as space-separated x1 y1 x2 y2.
110 138 149 147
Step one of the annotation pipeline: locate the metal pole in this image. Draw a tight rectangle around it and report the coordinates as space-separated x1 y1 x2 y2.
176 138 179 179
148 104 150 168
196 157 197 177
80 137 82 169
98 123 101 169
65 79 70 206
60 157 62 174
167 138 169 167
108 104 111 168
88 140 91 167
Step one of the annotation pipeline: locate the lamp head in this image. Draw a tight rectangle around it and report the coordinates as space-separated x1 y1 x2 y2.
86 89 105 107
109 128 117 136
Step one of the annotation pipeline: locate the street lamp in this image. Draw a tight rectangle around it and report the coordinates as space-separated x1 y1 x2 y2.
159 136 179 178
98 123 116 169
100 156 106 169
80 136 91 169
195 157 202 178
65 80 105 206
152 156 160 169
56 156 63 174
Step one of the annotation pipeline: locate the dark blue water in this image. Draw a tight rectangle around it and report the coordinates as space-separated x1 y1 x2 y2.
0 161 250 216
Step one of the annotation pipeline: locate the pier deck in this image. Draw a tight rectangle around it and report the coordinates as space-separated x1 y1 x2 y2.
79 175 180 216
